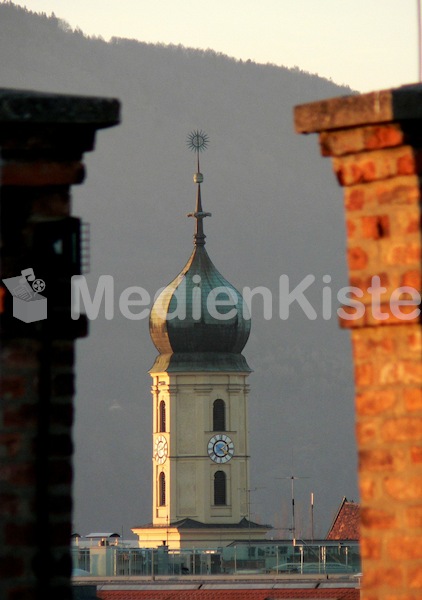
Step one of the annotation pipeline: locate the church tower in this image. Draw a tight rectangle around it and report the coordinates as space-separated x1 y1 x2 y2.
132 132 270 548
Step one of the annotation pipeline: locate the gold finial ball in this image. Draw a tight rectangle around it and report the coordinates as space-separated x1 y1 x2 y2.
193 172 204 184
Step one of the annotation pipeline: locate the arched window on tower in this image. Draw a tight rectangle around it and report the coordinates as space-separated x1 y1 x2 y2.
158 472 166 506
214 470 226 505
159 400 166 432
213 399 225 431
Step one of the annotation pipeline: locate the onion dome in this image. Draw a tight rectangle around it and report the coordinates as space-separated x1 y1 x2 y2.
149 131 251 373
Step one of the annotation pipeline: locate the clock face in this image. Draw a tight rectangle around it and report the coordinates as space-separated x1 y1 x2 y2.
208 434 234 464
154 435 168 464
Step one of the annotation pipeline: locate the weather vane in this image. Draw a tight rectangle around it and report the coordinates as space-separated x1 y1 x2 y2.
186 130 211 245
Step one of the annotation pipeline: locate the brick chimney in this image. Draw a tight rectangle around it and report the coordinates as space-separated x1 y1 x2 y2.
294 84 422 600
0 88 120 599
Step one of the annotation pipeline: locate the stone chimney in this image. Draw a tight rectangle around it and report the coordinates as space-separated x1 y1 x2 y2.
294 84 422 600
0 88 120 599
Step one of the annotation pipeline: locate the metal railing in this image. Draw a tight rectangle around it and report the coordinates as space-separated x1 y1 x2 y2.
71 540 361 577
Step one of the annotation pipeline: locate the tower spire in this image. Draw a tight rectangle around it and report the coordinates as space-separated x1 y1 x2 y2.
186 130 211 246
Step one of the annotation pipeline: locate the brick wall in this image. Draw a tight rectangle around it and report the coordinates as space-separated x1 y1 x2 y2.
0 89 119 600
294 84 422 600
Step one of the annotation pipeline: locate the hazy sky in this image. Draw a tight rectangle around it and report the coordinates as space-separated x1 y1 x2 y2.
8 0 420 92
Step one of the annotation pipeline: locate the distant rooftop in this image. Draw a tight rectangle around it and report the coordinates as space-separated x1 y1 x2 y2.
85 532 121 539
94 581 360 600
326 497 360 541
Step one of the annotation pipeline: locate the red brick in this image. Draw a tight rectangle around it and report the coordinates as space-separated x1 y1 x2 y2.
0 87 119 600
344 176 421 211
346 218 358 238
411 446 422 463
355 363 374 386
401 270 422 289
361 215 390 239
361 507 396 529
407 330 422 349
404 388 422 411
32 189 71 216
351 335 370 359
4 403 38 427
384 475 422 500
0 377 26 399
356 389 396 416
0 433 23 457
5 523 37 546
0 555 24 577
364 124 405 150
319 124 405 156
409 565 422 588
345 188 365 210
0 493 20 516
359 449 394 471
360 536 381 559
356 421 378 445
377 178 422 205
405 215 421 233
0 285 6 313
1 345 39 367
296 85 422 600
397 150 422 175
360 593 378 600
402 362 422 383
338 306 366 329
365 304 421 327
384 242 421 266
382 417 422 442
0 160 85 186
338 306 365 329
406 505 422 528
0 463 36 486
363 565 403 588
348 246 369 270
352 333 395 359
374 362 402 385
8 586 40 600
334 148 422 186
359 477 376 501
388 535 422 559
384 594 421 600
376 361 422 385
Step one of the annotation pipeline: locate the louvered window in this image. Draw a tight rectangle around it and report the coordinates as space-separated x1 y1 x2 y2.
214 470 226 505
159 472 166 506
159 400 166 432
213 399 225 431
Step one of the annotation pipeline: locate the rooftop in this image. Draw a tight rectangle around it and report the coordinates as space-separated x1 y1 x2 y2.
80 577 360 600
326 498 360 541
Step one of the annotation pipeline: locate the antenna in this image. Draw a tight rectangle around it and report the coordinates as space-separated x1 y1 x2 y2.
239 486 266 549
310 492 314 543
277 475 310 544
